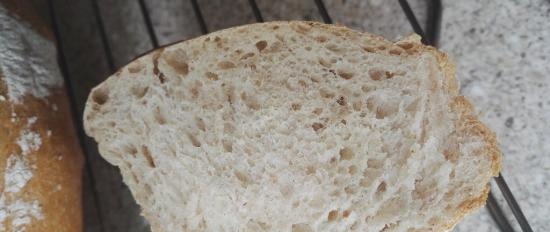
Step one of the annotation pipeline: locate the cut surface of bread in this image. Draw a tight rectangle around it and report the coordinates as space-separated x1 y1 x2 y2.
83 21 500 232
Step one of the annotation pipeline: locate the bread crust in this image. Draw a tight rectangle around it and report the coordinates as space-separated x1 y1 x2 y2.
1 1 84 231
0 90 84 232
86 21 500 232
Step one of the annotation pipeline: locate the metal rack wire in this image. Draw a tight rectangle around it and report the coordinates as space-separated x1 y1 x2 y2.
46 0 533 231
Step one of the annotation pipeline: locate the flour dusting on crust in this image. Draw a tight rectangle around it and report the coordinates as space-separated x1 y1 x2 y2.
1 116 44 231
0 4 62 103
0 2 62 230
3 155 33 194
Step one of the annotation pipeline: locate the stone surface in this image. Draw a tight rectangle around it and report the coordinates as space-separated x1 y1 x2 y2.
440 0 550 231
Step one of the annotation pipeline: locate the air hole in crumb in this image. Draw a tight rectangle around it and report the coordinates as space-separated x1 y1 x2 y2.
327 210 338 221
154 107 167 124
144 184 153 195
377 45 386 50
443 146 459 163
343 210 351 218
398 42 414 50
351 221 359 230
405 98 420 112
108 121 116 128
348 165 357 174
158 72 166 83
339 147 354 160
336 96 346 106
128 63 143 73
205 72 219 80
369 69 384 81
319 88 335 98
92 87 109 105
240 52 255 60
306 166 316 175
362 46 375 53
367 159 384 169
291 103 302 111
241 92 260 110
361 85 371 93
315 35 328 43
344 186 355 195
132 86 149 98
352 101 362 111
326 44 342 53
141 145 156 168
376 108 388 119
195 117 206 131
190 87 199 99
255 40 268 51
318 58 331 68
360 178 371 187
292 223 313 232
187 133 201 147
218 61 236 69
224 122 235 134
313 108 323 115
312 123 324 132
389 49 402 55
163 49 189 75
305 46 312 51
124 145 137 156
428 217 440 226
222 139 233 152
234 171 249 186
376 181 387 194
337 70 354 80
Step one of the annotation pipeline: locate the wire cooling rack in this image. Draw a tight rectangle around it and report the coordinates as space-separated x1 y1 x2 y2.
44 0 533 231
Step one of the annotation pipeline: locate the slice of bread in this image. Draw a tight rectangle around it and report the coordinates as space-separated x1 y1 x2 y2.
83 21 500 232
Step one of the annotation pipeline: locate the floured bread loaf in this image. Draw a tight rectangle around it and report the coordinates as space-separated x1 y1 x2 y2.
84 21 500 232
1 0 83 231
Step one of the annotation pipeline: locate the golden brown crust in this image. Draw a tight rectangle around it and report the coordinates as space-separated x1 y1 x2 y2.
0 89 84 232
1 1 84 231
423 42 501 231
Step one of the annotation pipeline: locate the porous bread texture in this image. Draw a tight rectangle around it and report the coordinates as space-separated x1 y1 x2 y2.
84 21 500 232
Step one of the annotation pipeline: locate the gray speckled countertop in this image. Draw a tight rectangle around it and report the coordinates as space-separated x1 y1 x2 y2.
37 0 548 231
442 1 550 231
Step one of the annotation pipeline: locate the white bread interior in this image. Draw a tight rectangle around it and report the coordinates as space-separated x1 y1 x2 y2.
84 21 500 232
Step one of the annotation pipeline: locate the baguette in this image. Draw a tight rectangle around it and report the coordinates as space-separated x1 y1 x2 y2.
84 21 500 232
0 1 84 231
